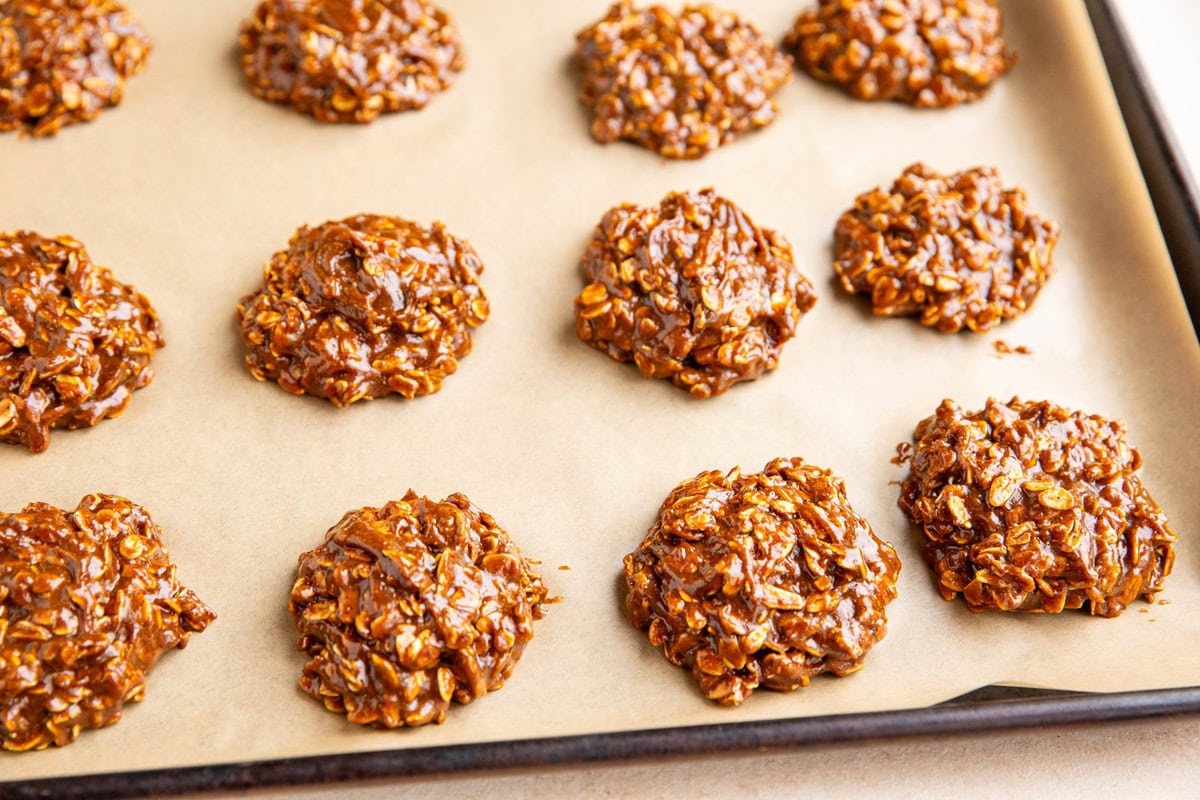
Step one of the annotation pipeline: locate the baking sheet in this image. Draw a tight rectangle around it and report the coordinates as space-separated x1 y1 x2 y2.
1 0 1197 783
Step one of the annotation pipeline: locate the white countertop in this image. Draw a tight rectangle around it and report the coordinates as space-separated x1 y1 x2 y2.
1114 0 1200 182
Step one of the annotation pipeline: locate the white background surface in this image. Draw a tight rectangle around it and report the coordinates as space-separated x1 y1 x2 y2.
1115 0 1200 182
218 3 1200 796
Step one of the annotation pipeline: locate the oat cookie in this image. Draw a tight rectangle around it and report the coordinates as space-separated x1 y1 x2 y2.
237 214 488 406
574 189 817 398
783 0 1014 107
624 458 901 705
0 0 151 136
290 491 549 728
0 494 215 751
899 398 1176 616
574 1 792 159
238 0 463 123
833 163 1058 333
1 231 163 453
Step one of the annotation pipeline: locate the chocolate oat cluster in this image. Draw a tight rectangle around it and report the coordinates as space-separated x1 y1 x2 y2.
574 1 792 158
290 492 549 728
624 458 901 705
238 0 464 123
0 0 152 136
833 163 1059 333
1 231 164 453
0 494 215 751
237 214 489 405
784 0 1014 107
574 189 817 398
900 398 1177 616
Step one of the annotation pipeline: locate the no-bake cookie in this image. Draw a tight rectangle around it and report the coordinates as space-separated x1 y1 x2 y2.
574 2 792 158
290 491 549 727
783 0 1014 107
238 0 464 123
574 189 817 398
0 494 215 751
237 214 488 405
899 398 1176 616
624 458 901 705
1 231 163 453
0 0 152 136
833 163 1058 333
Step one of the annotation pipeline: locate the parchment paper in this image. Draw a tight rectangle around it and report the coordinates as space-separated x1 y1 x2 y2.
1 0 1197 782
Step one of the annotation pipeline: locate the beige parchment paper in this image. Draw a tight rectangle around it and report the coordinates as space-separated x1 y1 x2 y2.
1 0 1198 783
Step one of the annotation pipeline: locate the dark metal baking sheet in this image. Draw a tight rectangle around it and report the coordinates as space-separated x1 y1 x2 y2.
9 686 1200 800
4 1 1199 796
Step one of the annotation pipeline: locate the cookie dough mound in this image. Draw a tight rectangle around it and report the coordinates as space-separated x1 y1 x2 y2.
833 163 1058 333
783 0 1014 107
574 189 817 398
290 491 549 728
899 398 1177 616
0 231 164 453
0 494 215 751
574 1 792 159
0 0 151 136
624 458 901 705
238 0 464 123
237 214 489 406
